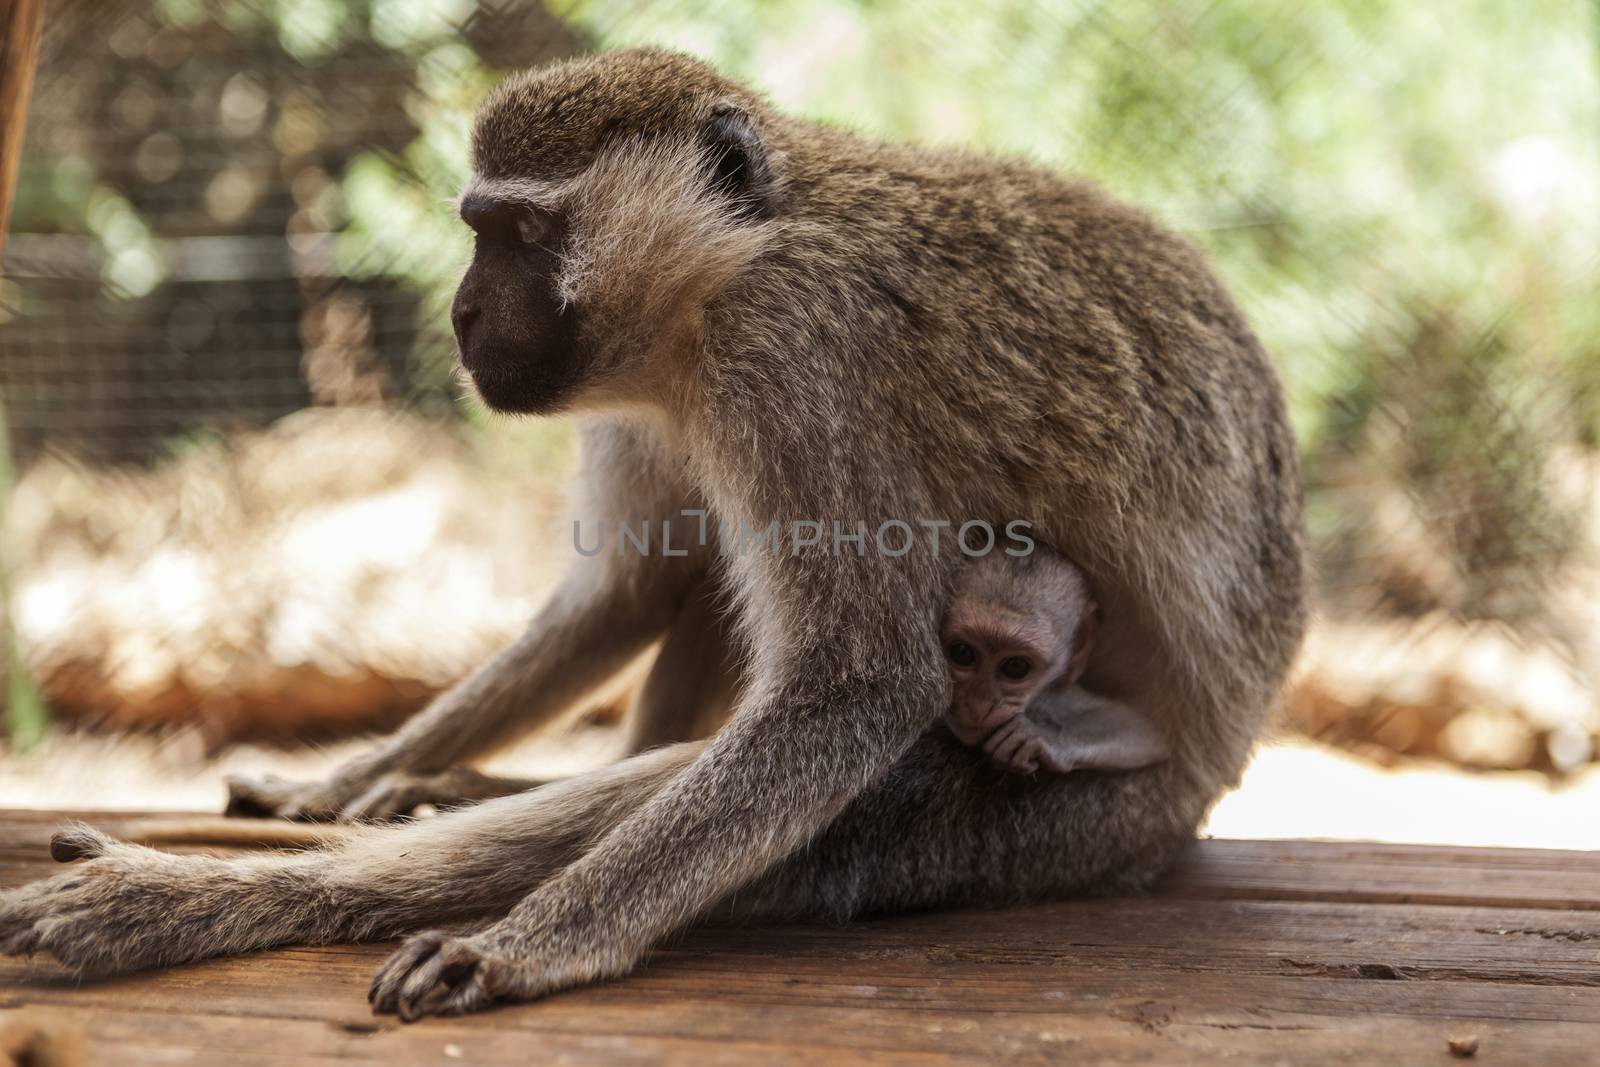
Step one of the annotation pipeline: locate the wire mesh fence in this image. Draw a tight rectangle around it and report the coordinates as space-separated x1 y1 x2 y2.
2 0 1598 773
1 0 583 461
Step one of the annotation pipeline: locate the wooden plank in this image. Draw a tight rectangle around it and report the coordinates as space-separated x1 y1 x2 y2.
4 925 1597 1064
0 996 1584 1067
1165 837 1600 911
0 0 44 259
7 898 1599 1016
2 812 1598 1064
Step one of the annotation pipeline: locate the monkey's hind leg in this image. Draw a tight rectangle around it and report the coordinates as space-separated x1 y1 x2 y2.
260 575 742 827
366 730 1195 1022
727 729 1195 922
0 826 345 974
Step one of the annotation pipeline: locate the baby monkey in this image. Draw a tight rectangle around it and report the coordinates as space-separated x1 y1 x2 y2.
943 548 1169 776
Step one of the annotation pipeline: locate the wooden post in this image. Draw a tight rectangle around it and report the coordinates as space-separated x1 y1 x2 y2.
0 0 43 745
0 0 45 261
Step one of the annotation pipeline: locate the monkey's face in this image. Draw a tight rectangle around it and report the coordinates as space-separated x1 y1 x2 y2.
941 597 1096 744
941 610 1061 745
451 52 780 415
452 199 580 415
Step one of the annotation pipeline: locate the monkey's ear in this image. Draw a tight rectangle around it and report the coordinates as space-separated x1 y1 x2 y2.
701 104 775 220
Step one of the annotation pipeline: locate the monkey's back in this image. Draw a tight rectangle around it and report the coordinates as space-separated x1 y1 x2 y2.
716 122 1307 797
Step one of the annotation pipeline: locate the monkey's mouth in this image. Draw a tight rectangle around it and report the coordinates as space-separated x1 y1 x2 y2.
457 356 583 417
945 705 1027 748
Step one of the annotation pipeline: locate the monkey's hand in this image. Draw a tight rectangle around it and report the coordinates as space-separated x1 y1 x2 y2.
341 769 544 821
369 889 630 1020
980 714 1056 775
369 928 521 1020
226 768 540 823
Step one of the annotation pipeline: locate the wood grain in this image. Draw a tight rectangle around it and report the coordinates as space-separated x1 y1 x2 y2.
1 812 1597 1064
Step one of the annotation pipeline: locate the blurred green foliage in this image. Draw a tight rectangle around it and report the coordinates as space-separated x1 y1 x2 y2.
27 0 1600 448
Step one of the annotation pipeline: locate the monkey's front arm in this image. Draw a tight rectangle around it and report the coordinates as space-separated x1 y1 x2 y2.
366 542 949 1018
981 687 1170 775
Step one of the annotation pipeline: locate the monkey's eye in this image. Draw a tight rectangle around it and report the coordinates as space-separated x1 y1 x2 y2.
946 641 977 668
515 210 557 248
999 657 1032 680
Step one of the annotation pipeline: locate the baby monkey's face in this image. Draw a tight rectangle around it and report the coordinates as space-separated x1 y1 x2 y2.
940 594 1098 745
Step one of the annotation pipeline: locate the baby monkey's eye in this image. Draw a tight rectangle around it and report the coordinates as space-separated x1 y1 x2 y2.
946 641 977 668
999 657 1032 680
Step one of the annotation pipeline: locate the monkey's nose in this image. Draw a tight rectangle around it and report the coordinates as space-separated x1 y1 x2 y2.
982 701 1015 732
452 302 481 343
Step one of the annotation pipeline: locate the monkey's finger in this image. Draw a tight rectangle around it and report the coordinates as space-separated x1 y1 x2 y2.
396 939 485 1022
402 959 486 1021
0 873 91 957
431 963 500 1016
979 722 1014 758
979 723 1017 764
0 891 44 956
1013 741 1042 775
225 775 347 822
1033 746 1072 774
988 727 1028 767
0 919 43 957
370 930 447 1013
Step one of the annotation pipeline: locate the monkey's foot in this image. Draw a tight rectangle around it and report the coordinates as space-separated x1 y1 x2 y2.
224 772 352 821
0 826 279 974
370 913 630 1020
369 930 508 1020
227 768 543 823
344 769 545 822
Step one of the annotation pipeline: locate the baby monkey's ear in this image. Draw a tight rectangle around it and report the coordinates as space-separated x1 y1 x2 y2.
701 104 776 220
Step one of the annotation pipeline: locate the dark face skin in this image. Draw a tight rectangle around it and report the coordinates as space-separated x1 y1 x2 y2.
451 196 581 415
941 596 1098 746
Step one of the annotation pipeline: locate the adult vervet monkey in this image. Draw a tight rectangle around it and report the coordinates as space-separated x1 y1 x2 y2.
1 48 1306 1020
